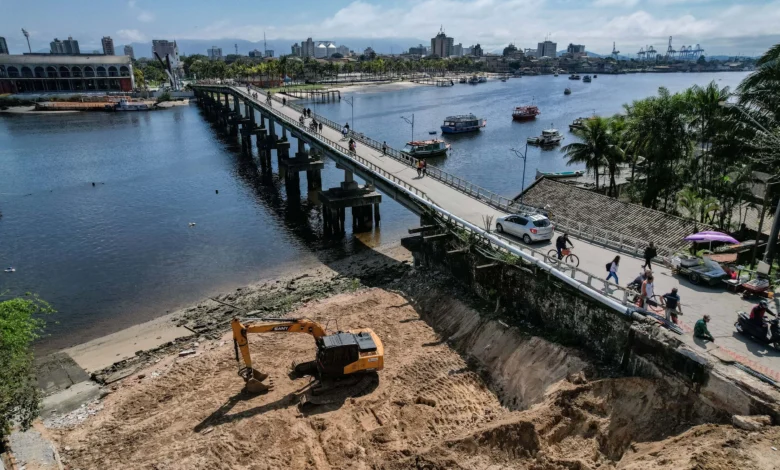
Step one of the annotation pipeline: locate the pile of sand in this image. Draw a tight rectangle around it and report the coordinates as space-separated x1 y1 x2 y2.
53 288 778 469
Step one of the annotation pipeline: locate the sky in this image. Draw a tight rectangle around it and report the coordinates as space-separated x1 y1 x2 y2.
1 0 778 57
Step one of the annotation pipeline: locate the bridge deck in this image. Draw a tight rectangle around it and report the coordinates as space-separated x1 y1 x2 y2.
216 85 780 383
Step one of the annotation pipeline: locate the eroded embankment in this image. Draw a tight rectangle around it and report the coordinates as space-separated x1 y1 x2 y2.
52 276 771 470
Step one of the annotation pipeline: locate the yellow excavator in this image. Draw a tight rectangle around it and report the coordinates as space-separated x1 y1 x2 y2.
231 317 384 402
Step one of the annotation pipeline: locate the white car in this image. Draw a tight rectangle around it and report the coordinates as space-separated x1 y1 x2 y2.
495 213 554 244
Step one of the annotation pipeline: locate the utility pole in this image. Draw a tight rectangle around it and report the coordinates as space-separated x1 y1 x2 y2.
401 114 414 142
22 28 31 53
511 144 530 203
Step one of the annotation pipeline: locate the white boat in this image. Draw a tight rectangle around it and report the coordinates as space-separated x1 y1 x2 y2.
478 76 487 83
402 139 450 157
528 128 564 147
115 99 150 111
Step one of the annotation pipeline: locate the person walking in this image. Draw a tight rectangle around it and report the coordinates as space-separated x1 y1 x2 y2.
641 274 657 308
694 315 715 342
282 97 286 106
422 159 428 176
382 141 388 155
319 122 323 133
416 160 423 177
642 242 657 270
662 287 682 323
606 256 620 284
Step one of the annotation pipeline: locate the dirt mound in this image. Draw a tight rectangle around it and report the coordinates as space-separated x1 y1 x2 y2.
52 287 765 470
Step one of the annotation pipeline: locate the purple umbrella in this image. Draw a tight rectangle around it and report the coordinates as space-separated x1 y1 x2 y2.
684 231 739 244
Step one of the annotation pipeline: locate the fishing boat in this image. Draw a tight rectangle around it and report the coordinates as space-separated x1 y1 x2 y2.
583 75 592 83
527 127 564 147
468 75 479 85
512 105 541 121
441 114 487 134
402 140 450 157
458 77 467 84
535 169 585 179
564 87 572 95
478 76 487 83
569 74 581 80
569 117 586 131
114 99 151 111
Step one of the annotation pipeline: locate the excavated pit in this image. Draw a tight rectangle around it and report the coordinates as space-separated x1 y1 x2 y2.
53 285 754 469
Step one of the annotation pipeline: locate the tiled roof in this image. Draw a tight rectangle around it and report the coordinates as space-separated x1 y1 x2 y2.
517 178 714 251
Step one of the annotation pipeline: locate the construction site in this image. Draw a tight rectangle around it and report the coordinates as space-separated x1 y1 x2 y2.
14 243 773 470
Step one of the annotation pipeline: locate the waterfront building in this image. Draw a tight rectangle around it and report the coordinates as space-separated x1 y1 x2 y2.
301 37 315 58
50 37 80 54
291 43 301 57
336 45 350 57
207 46 222 60
314 41 335 58
430 28 454 58
101 36 115 55
471 44 483 58
566 43 587 59
408 44 426 56
123 45 134 59
0 54 134 94
537 40 557 59
453 43 463 57
0 37 8 55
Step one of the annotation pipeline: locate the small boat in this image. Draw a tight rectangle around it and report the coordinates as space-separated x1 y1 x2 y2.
500 77 507 82
583 75 592 83
593 75 598 78
554 73 559 77
569 117 586 131
458 77 467 84
569 74 581 80
468 75 479 85
564 88 571 95
441 114 486 134
402 139 450 157
478 76 487 83
114 99 150 111
527 127 564 147
535 169 585 179
512 105 541 121
4 267 15 273
428 130 437 135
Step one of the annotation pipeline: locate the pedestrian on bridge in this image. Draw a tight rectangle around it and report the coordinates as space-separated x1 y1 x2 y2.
642 242 657 270
282 97 287 106
319 122 323 133
382 141 388 155
422 159 428 177
640 274 657 308
606 256 620 284
416 160 423 177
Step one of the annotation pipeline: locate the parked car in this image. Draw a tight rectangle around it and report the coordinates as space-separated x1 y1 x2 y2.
495 213 554 244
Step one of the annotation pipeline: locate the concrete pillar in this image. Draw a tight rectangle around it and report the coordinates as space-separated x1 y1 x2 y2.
268 118 277 148
306 170 322 190
374 203 381 227
277 140 291 164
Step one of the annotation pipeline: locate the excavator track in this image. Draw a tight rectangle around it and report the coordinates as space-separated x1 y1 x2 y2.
298 373 379 409
291 360 318 378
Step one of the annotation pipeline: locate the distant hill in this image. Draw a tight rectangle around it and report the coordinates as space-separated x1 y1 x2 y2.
120 37 429 58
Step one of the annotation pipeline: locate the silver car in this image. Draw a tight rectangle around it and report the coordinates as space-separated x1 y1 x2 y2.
495 213 554 244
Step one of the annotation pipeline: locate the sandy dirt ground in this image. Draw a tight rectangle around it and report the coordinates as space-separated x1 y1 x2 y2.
52 285 780 470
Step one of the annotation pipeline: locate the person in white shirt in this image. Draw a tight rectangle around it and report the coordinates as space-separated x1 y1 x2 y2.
606 255 620 284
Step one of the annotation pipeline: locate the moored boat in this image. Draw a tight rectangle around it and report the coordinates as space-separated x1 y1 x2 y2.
114 99 150 111
478 75 487 83
402 139 450 157
569 74 581 80
564 87 572 95
512 105 541 121
527 127 564 147
583 75 592 83
458 77 466 83
441 114 487 134
569 117 586 131
468 75 479 84
535 169 585 179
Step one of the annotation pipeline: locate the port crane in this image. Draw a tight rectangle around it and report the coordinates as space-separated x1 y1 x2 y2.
611 42 620 60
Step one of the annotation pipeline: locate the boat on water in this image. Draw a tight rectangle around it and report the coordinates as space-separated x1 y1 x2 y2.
512 105 541 121
441 114 487 134
535 169 585 179
569 74 581 80
478 76 487 83
527 128 564 147
554 73 559 77
594 75 598 78
500 77 507 82
564 87 572 95
569 117 586 131
428 130 438 135
583 75 592 83
114 99 151 111
468 75 479 85
459 77 467 84
402 140 450 157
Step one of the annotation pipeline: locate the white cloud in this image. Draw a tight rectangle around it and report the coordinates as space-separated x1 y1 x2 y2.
593 0 639 7
137 10 155 22
117 29 146 42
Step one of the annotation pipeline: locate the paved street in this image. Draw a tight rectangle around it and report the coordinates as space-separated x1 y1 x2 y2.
239 86 780 382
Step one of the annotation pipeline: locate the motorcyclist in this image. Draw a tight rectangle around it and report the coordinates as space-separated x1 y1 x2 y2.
555 233 574 260
750 300 775 338
348 138 356 153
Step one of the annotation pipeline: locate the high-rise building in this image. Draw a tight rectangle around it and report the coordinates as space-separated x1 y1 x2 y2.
50 37 80 54
0 37 9 55
248 49 262 58
471 44 483 57
264 49 274 58
567 43 585 54
207 46 222 60
453 43 463 57
152 39 182 79
430 28 454 58
291 43 301 57
364 47 375 57
301 37 315 58
124 45 135 59
101 36 115 55
408 44 426 56
536 40 557 59
336 45 350 56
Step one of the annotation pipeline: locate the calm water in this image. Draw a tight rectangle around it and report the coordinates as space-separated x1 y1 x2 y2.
0 71 749 351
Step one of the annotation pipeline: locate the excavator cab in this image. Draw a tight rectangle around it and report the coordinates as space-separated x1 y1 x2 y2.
316 331 379 376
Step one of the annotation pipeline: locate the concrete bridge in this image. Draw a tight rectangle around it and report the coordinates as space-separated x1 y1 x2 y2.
192 84 780 383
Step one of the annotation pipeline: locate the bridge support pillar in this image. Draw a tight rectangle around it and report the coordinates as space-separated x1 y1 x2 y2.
276 140 291 163
319 175 382 236
267 118 278 148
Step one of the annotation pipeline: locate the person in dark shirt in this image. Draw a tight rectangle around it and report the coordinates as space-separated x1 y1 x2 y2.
750 300 774 338
662 287 682 322
556 233 574 260
642 242 657 270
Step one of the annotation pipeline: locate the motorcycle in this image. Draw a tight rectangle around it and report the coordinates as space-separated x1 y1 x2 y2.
735 311 780 349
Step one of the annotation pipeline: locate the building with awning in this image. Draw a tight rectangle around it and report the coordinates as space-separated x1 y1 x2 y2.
0 53 134 94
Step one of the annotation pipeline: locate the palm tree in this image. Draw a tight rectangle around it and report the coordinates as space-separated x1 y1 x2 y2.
738 43 780 120
561 117 612 191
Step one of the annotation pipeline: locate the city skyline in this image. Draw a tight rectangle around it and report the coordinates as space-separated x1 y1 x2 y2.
1 0 778 57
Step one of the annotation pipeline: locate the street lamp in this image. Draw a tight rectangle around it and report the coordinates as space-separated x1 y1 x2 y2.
344 96 355 131
510 144 529 203
401 114 415 142
720 99 780 269
21 28 31 53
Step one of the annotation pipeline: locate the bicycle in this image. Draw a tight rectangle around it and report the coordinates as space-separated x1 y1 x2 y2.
547 248 580 268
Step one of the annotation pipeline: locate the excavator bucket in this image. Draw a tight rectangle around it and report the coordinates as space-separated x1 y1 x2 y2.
244 369 272 394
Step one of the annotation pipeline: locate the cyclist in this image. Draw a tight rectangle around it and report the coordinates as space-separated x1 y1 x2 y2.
555 233 574 260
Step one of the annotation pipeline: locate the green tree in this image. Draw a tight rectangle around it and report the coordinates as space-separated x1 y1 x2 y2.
133 68 145 89
0 295 53 436
561 116 612 191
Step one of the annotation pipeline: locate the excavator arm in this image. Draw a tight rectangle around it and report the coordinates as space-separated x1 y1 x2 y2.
231 317 326 372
